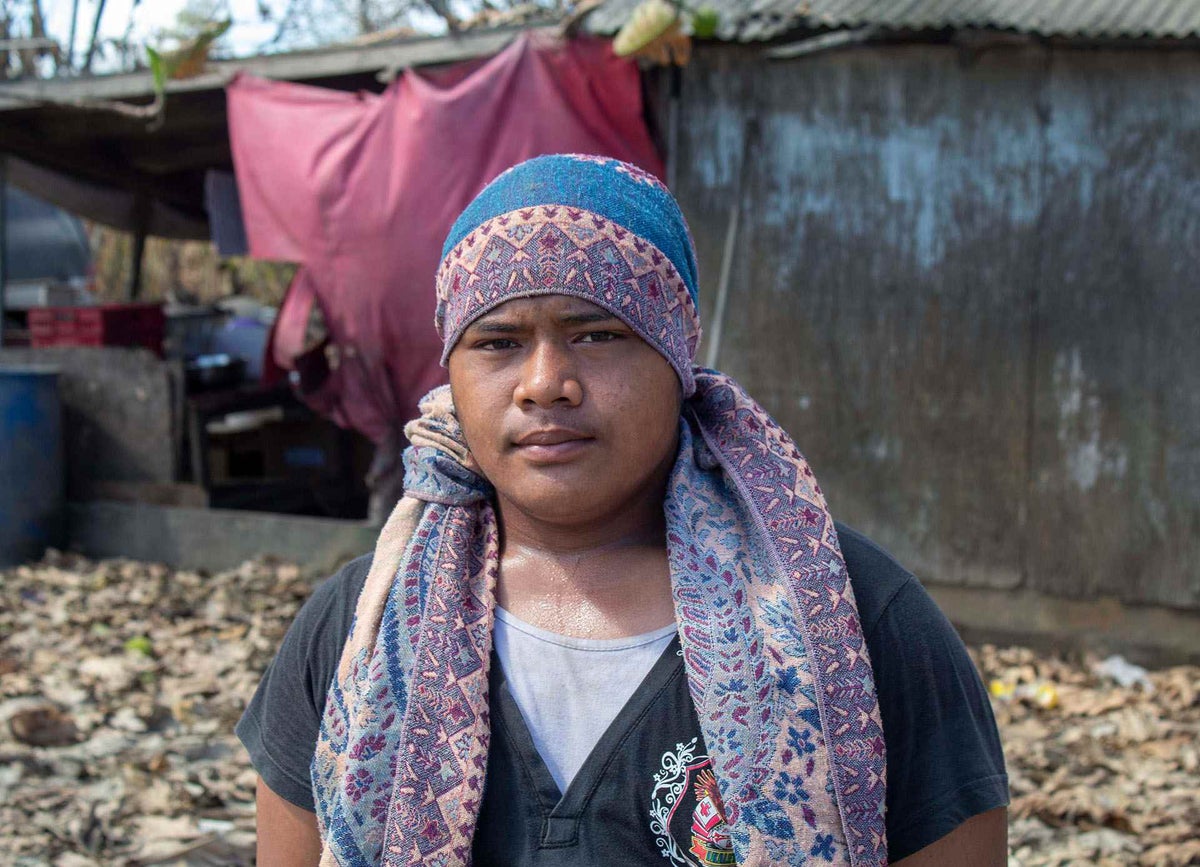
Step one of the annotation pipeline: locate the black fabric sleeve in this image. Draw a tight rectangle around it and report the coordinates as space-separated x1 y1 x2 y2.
869 575 1009 861
234 554 372 811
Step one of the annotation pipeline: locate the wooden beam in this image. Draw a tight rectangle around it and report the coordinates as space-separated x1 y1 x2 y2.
0 26 545 111
19 93 231 142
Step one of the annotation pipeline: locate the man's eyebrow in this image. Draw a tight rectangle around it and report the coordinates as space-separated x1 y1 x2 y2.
465 309 622 332
559 311 622 326
466 317 522 334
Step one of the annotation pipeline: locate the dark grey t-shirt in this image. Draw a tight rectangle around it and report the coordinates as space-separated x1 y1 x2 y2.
236 523 1008 861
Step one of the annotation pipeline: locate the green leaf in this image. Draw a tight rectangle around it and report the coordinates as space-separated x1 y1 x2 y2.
691 5 719 39
146 46 166 96
124 635 154 657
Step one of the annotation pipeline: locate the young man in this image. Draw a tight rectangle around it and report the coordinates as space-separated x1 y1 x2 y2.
237 155 1008 866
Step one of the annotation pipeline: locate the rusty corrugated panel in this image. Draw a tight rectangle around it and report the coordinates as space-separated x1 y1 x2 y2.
584 0 1200 41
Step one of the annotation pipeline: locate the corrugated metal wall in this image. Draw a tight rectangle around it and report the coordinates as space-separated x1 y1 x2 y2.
668 42 1200 611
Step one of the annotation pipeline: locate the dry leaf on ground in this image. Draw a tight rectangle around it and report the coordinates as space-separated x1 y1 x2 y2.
2 553 1197 865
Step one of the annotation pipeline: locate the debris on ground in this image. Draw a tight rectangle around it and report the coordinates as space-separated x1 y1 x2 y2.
0 552 312 866
975 645 1200 867
1 552 1197 865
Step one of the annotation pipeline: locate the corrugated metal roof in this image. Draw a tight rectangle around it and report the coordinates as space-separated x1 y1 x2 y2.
583 0 1200 42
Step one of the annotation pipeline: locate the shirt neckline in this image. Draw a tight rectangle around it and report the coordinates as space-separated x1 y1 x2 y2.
489 634 685 835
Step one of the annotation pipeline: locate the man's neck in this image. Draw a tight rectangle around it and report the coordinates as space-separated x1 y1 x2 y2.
493 482 675 639
499 505 666 558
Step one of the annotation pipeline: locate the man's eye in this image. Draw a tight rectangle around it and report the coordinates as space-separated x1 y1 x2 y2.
475 338 518 350
578 331 621 343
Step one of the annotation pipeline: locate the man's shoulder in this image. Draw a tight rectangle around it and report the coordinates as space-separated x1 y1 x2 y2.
305 551 374 610
834 521 920 637
832 525 1010 859
290 552 374 652
322 552 374 599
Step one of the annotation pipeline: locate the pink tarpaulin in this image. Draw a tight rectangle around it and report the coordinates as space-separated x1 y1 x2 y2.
227 32 664 443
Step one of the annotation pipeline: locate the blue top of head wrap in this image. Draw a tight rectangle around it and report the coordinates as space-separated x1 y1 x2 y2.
440 154 700 305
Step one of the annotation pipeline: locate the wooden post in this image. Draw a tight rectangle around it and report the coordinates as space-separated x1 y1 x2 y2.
66 0 81 73
126 229 147 300
82 0 107 74
666 66 682 192
126 194 149 301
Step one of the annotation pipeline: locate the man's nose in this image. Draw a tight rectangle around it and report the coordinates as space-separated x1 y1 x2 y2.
513 339 583 408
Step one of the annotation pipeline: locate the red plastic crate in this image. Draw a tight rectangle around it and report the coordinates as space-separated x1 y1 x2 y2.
28 304 165 355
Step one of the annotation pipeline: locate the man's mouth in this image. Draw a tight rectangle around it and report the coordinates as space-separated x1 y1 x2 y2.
512 428 594 463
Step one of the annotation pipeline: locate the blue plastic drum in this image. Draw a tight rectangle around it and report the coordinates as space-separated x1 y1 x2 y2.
0 367 64 567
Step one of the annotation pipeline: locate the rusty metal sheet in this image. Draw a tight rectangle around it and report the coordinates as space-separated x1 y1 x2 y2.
662 42 1200 610
584 0 1200 41
1025 50 1200 609
672 45 1044 592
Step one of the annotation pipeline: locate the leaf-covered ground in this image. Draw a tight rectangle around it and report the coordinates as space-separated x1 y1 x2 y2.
1 553 1197 866
974 645 1200 867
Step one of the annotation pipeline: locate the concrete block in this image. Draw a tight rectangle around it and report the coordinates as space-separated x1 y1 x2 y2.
0 347 177 497
67 500 378 576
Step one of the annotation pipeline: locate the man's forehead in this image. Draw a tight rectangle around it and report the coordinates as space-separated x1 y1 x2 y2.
467 295 620 328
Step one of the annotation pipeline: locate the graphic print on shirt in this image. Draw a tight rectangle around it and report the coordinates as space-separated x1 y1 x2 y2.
650 738 737 866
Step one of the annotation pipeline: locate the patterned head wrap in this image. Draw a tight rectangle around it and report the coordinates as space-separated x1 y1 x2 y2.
314 155 888 867
435 154 701 393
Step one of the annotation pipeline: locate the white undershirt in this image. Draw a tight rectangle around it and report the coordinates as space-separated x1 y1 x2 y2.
492 607 677 793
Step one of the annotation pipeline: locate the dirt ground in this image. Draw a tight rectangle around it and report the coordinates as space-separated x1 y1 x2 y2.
1 553 1197 866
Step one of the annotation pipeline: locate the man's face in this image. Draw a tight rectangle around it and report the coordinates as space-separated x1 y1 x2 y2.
448 295 682 527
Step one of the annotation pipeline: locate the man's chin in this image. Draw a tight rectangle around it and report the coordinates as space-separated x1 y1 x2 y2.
502 482 614 525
